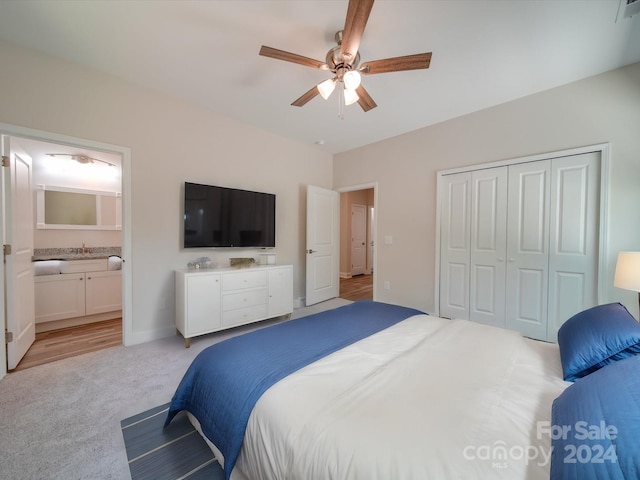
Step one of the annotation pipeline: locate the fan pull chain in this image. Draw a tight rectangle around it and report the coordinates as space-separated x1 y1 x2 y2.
338 85 345 120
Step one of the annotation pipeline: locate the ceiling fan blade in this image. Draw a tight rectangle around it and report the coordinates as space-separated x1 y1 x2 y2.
360 53 432 75
291 85 321 107
259 46 328 70
340 0 374 64
355 85 377 112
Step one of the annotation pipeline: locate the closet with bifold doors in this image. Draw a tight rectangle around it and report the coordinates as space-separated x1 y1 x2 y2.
438 149 603 342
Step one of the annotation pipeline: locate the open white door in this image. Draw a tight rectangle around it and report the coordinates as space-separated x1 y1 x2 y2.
2 136 35 370
306 185 339 306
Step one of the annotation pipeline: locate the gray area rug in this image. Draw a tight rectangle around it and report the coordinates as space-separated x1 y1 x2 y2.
121 403 223 480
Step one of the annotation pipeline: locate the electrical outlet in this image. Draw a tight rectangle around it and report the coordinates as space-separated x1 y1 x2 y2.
384 281 390 290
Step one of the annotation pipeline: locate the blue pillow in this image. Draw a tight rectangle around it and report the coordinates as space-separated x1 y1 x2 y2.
557 302 640 381
551 355 640 478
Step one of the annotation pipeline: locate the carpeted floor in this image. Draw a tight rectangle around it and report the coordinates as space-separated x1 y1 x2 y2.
121 403 223 480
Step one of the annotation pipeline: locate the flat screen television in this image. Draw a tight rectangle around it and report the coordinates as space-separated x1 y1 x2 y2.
183 182 275 248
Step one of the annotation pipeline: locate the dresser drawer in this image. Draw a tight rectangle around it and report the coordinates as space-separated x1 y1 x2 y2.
222 304 268 328
222 288 268 311
222 270 267 292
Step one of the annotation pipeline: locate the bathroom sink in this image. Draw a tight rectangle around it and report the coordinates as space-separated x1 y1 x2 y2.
59 258 108 274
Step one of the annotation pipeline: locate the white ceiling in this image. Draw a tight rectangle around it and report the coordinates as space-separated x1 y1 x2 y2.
0 0 639 154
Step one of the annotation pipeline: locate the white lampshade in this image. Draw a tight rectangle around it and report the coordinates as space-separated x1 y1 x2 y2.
343 70 361 90
317 78 336 100
614 252 640 292
343 87 359 106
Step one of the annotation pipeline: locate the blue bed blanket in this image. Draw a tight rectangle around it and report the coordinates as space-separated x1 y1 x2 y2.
165 300 424 479
550 354 640 479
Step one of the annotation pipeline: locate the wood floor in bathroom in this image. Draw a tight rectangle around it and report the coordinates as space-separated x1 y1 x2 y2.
13 318 122 372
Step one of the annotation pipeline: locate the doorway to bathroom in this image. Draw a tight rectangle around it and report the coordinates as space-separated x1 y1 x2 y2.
1 125 130 374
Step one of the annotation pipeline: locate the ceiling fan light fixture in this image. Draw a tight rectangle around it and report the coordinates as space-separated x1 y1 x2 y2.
343 87 360 106
343 70 361 90
317 78 337 100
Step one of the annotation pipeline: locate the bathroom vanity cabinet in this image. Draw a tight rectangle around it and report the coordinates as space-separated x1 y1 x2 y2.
34 258 122 327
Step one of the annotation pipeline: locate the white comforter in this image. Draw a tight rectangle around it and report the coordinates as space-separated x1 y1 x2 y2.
224 315 568 480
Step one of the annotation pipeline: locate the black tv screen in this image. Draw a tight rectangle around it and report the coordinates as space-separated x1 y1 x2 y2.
183 182 275 248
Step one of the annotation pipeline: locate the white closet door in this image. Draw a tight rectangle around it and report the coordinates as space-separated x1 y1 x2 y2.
439 172 471 319
547 152 600 341
505 160 551 340
469 167 508 328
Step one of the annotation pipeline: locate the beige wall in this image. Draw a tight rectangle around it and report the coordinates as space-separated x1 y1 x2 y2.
0 41 333 343
334 62 640 317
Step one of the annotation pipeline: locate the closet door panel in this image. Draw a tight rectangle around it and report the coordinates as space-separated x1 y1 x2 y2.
439 172 471 319
469 167 507 327
547 152 600 341
472 265 497 313
446 263 468 311
514 267 545 322
517 170 548 254
552 271 586 334
505 161 550 340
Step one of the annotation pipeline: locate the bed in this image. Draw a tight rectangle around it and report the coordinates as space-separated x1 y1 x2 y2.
166 300 640 479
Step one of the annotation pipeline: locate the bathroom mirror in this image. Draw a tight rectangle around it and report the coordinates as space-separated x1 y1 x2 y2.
36 185 121 230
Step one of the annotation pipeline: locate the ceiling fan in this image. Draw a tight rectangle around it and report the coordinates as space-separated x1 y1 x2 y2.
259 0 432 112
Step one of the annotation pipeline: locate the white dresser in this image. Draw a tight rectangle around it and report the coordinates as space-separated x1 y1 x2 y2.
175 264 293 347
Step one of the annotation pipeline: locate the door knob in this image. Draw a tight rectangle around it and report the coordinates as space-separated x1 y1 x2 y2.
307 249 316 254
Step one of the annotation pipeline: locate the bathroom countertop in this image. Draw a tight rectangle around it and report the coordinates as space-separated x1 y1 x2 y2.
32 254 114 261
32 247 121 262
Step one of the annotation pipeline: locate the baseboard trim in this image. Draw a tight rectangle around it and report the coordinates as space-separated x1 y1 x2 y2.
125 325 177 346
